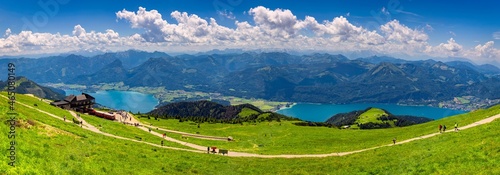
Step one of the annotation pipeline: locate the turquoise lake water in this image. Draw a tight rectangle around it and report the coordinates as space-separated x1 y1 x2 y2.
64 90 159 113
277 103 468 122
63 89 467 121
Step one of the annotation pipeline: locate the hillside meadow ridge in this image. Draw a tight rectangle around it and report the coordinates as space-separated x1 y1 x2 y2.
1 93 500 174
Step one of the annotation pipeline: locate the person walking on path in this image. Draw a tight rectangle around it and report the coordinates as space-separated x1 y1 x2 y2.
455 122 459 132
161 140 164 146
392 137 396 144
63 116 66 121
443 125 447 132
207 146 210 154
439 125 443 133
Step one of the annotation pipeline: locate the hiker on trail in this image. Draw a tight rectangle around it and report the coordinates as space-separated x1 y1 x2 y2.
148 128 151 132
207 147 210 154
392 137 396 144
63 116 66 121
443 125 447 132
163 133 166 138
439 125 443 133
455 123 458 132
161 140 164 146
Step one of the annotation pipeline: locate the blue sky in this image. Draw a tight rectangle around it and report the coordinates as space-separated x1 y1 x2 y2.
0 0 499 64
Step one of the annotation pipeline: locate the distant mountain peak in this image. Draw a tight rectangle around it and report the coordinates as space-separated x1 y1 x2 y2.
370 62 405 76
445 60 500 74
108 59 123 67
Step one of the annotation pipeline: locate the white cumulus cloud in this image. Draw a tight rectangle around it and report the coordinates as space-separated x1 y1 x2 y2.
380 20 428 44
0 6 498 66
465 41 499 60
439 38 463 52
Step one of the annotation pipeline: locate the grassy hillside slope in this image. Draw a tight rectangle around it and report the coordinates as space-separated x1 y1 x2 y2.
1 93 499 174
138 105 499 155
356 108 388 124
0 77 66 101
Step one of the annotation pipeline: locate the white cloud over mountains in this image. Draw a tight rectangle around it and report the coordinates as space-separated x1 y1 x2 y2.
425 38 463 57
0 6 499 65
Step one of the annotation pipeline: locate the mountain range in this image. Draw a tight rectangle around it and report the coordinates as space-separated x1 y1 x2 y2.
1 50 499 105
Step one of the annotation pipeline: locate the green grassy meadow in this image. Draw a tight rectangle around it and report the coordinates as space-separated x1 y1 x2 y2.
238 107 261 118
1 92 76 121
1 93 499 174
137 105 500 155
228 97 287 111
356 108 388 124
78 113 192 149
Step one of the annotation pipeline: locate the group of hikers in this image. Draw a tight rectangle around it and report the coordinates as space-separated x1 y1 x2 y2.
393 122 460 144
120 111 132 122
439 123 459 133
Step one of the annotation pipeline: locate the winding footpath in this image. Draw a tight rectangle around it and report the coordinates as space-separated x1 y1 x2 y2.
2 94 204 154
5 94 500 159
137 113 500 158
122 112 229 141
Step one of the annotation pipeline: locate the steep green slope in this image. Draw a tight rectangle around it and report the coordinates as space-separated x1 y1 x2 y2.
0 77 66 101
138 105 497 155
78 112 191 149
1 93 499 174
